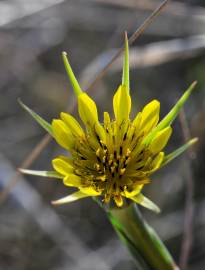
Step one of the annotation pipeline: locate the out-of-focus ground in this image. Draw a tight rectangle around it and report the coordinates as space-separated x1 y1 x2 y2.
1 0 205 269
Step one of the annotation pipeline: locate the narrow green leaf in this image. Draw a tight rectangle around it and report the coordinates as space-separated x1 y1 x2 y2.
143 81 197 145
62 51 82 97
122 31 130 91
18 99 53 136
19 168 63 179
162 137 198 167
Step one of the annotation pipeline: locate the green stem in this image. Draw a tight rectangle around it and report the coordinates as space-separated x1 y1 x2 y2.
108 203 179 270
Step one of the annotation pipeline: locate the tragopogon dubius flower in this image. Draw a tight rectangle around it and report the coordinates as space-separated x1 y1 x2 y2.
20 34 197 212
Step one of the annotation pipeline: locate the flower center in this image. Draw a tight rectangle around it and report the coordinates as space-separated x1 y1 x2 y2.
71 120 152 204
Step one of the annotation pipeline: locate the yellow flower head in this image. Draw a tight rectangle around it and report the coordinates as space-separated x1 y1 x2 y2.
20 34 197 212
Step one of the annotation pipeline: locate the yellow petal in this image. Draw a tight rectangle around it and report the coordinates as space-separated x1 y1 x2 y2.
113 85 131 124
149 126 172 154
130 193 160 213
63 174 82 187
78 93 98 127
52 191 91 205
79 186 102 196
52 156 74 176
124 184 144 198
140 100 160 133
151 152 165 171
132 112 142 128
52 119 75 150
60 112 84 137
104 112 111 127
94 122 106 142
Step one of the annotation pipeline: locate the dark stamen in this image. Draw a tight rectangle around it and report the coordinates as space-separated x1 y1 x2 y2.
96 134 101 142
112 135 115 143
114 151 117 159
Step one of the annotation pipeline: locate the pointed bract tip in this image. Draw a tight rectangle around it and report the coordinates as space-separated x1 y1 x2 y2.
122 30 130 91
191 80 197 89
51 200 60 206
18 98 25 108
190 137 198 145
62 51 67 57
155 207 161 214
124 31 128 42
62 50 82 97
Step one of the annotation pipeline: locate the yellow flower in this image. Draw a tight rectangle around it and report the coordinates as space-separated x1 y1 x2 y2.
19 34 198 213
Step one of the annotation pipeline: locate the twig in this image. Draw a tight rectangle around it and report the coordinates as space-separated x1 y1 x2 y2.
85 0 170 91
179 109 196 270
0 134 52 203
0 153 113 270
81 35 205 87
0 0 170 203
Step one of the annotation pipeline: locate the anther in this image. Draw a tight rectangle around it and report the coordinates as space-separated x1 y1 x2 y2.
96 175 106 181
112 135 115 143
96 134 101 143
111 166 115 173
119 186 124 191
109 160 113 166
102 156 106 163
96 148 101 157
95 163 101 171
123 132 127 141
120 168 126 175
114 150 117 159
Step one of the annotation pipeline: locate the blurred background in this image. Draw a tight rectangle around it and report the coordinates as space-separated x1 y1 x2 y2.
1 0 205 269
